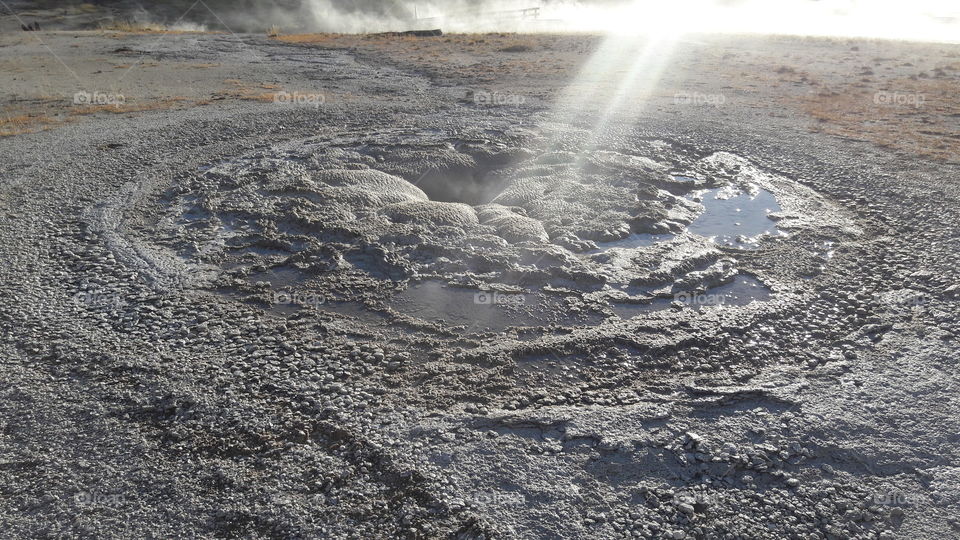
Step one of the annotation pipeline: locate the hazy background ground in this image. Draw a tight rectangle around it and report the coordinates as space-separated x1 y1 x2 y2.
2 14 958 163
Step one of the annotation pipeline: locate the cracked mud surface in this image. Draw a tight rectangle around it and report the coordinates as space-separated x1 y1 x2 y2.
1 31 959 539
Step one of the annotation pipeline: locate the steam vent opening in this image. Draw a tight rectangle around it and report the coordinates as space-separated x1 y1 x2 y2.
413 166 510 205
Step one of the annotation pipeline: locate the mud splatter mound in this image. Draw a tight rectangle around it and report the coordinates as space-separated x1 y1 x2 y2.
147 129 859 329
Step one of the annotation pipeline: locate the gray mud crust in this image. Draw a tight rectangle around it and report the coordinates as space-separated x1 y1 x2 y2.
1 33 959 540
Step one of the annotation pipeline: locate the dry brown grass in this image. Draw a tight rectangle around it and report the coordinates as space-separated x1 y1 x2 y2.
69 97 192 116
798 78 960 162
215 80 285 102
674 42 960 163
99 20 169 33
0 96 204 137
275 33 344 45
0 113 58 137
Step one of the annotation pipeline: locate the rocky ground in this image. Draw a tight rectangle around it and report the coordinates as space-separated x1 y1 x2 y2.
1 17 959 540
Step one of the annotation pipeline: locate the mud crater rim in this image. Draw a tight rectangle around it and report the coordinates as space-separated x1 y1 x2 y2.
143 133 856 333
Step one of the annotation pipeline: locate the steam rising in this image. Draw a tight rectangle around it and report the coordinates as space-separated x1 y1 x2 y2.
132 0 958 42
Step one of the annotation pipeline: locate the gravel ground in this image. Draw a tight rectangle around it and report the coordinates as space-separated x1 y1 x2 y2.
1 26 959 540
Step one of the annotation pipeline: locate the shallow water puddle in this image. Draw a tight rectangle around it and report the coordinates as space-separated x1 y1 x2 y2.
688 186 783 249
590 183 781 254
610 275 772 319
392 280 591 331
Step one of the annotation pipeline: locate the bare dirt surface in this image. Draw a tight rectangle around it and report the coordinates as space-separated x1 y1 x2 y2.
1 24 959 540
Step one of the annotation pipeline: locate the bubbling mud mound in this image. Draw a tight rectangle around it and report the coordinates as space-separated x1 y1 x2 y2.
143 128 860 333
